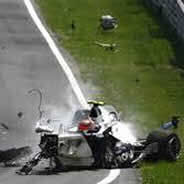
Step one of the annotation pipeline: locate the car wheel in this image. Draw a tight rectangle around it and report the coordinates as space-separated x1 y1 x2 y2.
165 134 181 161
146 130 181 161
146 130 170 144
103 146 117 169
117 152 132 168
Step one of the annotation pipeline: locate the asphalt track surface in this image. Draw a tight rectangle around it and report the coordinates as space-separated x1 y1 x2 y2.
0 0 141 183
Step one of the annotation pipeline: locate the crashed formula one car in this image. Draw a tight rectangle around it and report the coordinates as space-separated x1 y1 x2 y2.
17 101 181 175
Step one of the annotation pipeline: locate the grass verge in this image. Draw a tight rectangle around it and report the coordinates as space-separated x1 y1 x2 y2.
35 0 184 183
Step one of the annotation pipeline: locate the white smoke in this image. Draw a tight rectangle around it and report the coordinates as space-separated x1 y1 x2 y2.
101 107 137 144
113 121 137 144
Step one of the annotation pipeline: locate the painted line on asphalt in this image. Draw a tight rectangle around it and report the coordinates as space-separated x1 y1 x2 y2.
24 0 88 108
177 0 184 12
97 169 120 184
24 0 120 183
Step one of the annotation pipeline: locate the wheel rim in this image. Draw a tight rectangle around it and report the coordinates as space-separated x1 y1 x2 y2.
168 137 180 159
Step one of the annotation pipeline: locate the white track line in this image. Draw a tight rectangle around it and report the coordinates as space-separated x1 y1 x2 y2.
24 0 88 108
177 0 184 12
97 169 120 184
24 0 120 183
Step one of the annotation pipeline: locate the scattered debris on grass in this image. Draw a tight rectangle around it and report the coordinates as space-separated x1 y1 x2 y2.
94 41 117 51
71 20 76 30
100 15 118 30
135 78 140 83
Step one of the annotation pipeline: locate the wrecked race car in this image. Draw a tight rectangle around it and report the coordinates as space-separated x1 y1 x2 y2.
16 101 181 175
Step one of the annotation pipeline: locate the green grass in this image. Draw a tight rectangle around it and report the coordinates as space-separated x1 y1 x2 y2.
36 0 184 183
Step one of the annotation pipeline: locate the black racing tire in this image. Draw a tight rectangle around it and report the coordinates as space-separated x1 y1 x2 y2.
146 130 171 144
103 146 118 169
103 145 133 169
103 146 114 169
117 153 132 168
165 134 181 161
146 130 181 160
